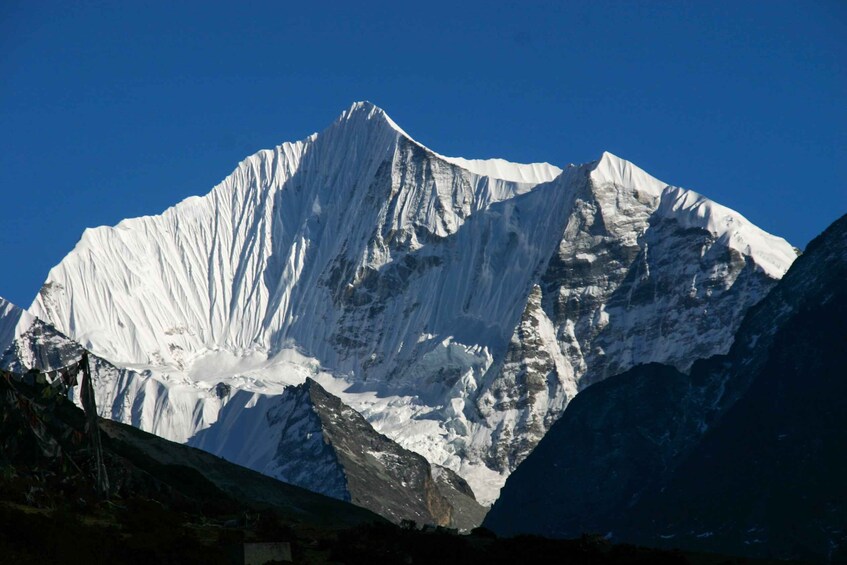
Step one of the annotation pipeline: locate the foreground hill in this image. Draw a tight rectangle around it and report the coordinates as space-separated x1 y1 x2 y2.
485 214 847 562
0 369 383 529
1 371 798 563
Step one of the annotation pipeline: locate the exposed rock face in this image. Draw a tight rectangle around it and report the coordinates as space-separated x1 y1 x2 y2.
191 378 487 528
431 464 489 531
472 164 794 482
26 102 797 502
626 281 847 561
477 285 571 472
484 214 847 562
484 362 696 538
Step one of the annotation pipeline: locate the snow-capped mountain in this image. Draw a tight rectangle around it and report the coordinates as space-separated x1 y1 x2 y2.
29 102 797 503
0 295 78 372
1 296 37 358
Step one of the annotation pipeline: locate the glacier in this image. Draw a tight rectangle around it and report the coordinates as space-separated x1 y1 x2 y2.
28 102 797 504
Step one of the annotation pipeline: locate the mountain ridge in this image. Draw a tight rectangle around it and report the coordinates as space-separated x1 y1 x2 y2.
190 376 487 528
26 102 797 503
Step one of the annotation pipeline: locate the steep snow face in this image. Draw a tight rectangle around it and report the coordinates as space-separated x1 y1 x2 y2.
0 296 36 359
373 102 563 185
32 102 547 370
30 102 797 504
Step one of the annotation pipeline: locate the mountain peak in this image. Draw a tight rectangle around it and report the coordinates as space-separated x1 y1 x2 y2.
0 296 36 358
589 151 668 196
345 100 383 115
332 102 563 184
333 100 411 139
300 376 325 398
338 100 382 121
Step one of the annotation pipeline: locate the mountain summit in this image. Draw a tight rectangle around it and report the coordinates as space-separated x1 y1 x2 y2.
28 103 796 503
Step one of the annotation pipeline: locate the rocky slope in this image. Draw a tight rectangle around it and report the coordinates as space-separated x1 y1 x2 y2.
27 102 797 502
191 378 486 528
484 214 847 561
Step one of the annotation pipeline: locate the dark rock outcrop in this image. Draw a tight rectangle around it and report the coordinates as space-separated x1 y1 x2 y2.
194 377 488 528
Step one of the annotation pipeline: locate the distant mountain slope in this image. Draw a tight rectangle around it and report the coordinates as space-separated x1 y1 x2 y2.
484 214 847 562
29 102 797 502
0 297 30 354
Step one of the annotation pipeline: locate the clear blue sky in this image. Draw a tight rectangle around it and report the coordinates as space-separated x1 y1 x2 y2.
1 1 844 308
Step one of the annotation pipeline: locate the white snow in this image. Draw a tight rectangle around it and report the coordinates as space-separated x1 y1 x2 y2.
590 151 668 197
363 100 563 185
437 156 562 185
25 102 798 505
657 186 797 279
0 296 37 359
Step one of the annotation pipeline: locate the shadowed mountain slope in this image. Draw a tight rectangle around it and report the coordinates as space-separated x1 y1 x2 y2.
485 214 847 562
